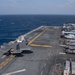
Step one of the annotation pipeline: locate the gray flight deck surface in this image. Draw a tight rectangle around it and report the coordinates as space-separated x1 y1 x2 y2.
0 26 75 75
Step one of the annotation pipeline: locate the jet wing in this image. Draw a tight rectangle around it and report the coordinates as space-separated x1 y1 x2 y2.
20 46 31 51
11 50 22 54
0 43 17 53
19 42 31 51
0 48 10 53
0 43 11 53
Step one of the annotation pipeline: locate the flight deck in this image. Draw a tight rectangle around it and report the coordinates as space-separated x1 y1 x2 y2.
0 26 75 75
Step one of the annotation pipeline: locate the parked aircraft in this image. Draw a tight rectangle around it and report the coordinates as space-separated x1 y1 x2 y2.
0 35 31 54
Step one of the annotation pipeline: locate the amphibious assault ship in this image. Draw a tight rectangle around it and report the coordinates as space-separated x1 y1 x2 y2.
0 25 75 75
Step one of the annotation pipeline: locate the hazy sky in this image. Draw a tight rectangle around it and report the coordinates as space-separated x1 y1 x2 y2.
0 0 75 15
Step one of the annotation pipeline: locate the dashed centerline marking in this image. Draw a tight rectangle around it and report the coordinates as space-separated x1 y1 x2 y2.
44 63 46 67
47 58 49 60
30 44 52 48
28 27 52 48
28 27 49 45
0 55 15 69
49 53 51 56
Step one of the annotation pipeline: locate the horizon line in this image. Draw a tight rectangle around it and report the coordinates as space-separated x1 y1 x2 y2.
0 14 75 16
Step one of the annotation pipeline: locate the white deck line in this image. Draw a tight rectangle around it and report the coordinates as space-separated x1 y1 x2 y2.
44 63 46 67
41 70 43 75
59 52 66 55
2 69 26 75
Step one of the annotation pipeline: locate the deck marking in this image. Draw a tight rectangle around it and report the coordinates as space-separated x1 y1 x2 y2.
28 27 48 45
0 55 15 69
59 44 66 47
49 53 51 56
41 70 43 75
2 69 26 75
1 55 6 59
47 58 48 60
30 44 52 48
59 52 66 55
44 63 46 67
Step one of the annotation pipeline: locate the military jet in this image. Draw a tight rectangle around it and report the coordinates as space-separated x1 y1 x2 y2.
0 35 31 54
0 41 31 54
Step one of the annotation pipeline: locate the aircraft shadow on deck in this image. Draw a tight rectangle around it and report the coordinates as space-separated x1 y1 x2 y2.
3 50 33 57
15 50 33 57
22 50 33 54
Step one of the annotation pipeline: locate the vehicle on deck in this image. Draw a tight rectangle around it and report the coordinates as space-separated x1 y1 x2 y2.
61 23 75 38
65 48 75 53
62 23 75 31
65 40 75 45
65 34 75 39
65 45 75 49
65 44 75 53
61 31 75 39
71 30 75 32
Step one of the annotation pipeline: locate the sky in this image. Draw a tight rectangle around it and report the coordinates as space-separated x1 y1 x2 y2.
0 0 75 15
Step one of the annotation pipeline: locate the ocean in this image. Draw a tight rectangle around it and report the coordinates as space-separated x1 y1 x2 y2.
0 15 75 45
